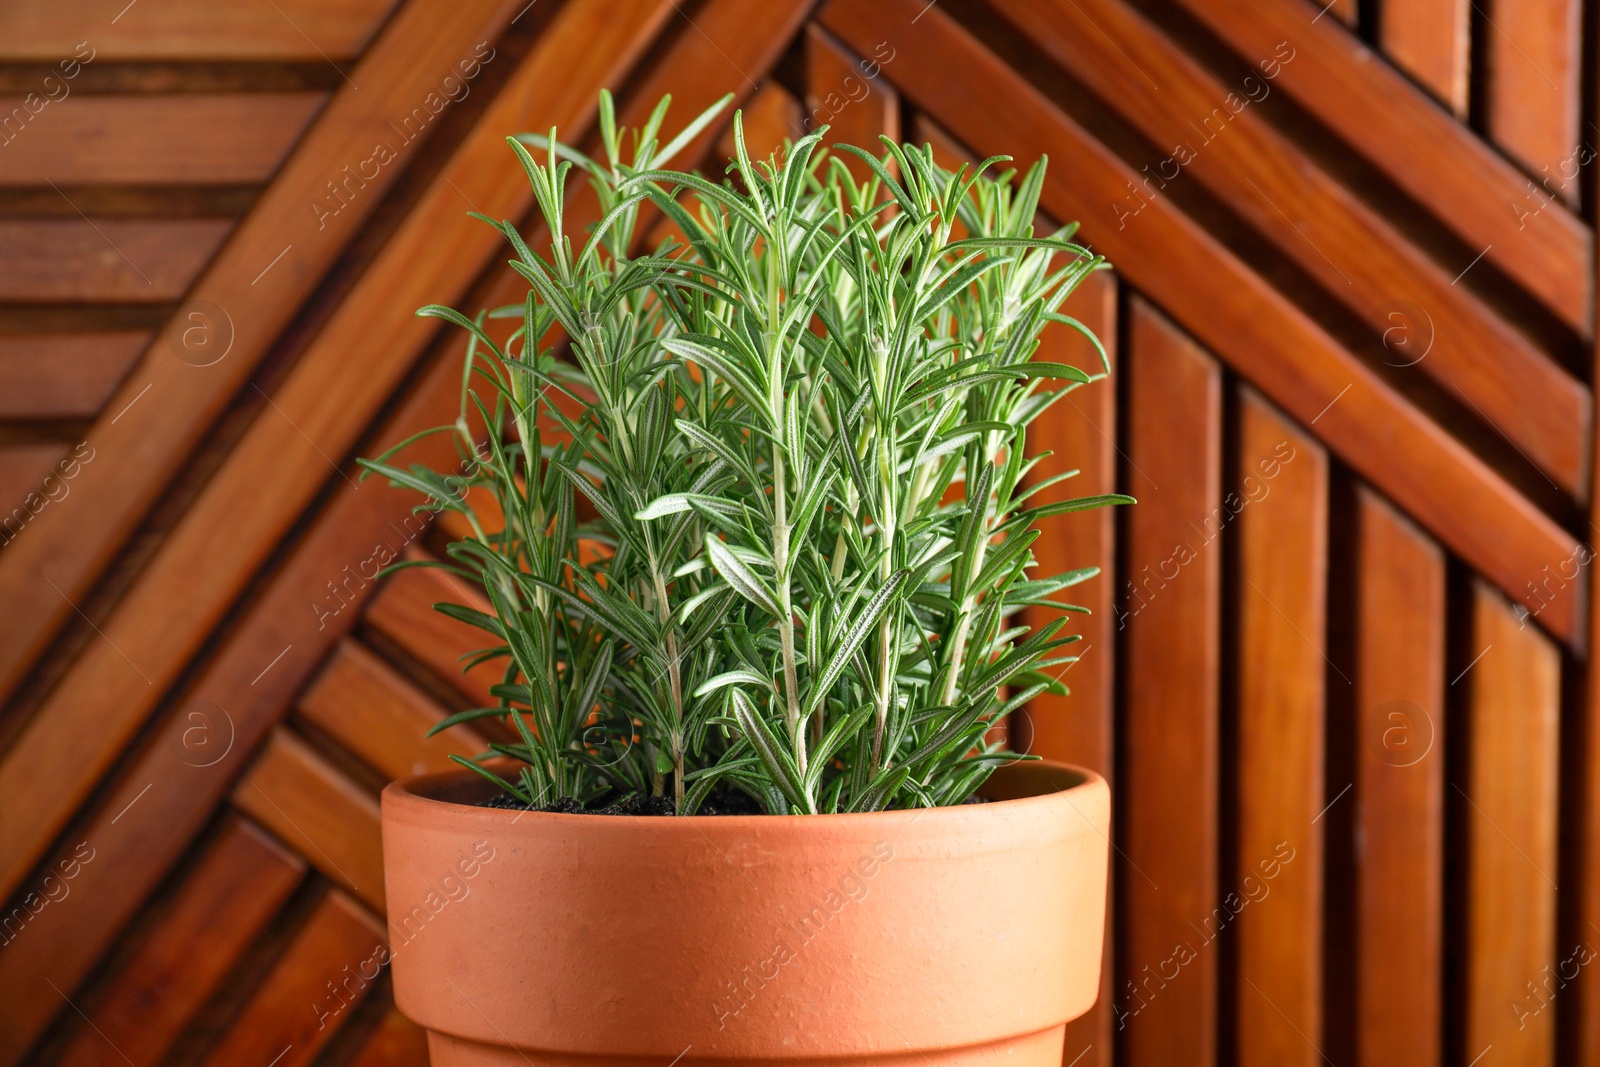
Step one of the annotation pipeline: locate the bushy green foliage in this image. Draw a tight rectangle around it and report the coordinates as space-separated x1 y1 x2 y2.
360 91 1131 814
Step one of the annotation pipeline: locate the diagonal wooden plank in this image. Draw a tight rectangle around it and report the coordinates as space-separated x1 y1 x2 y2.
0 0 536 705
1167 0 1590 334
50 817 304 1067
233 728 384 912
819 0 1586 648
197 888 384 1067
805 24 897 184
999 0 1589 498
0 0 400 61
365 560 501 707
0 7 798 1062
348 1010 430 1067
297 639 479 781
1379 0 1470 114
0 94 327 185
0 0 677 905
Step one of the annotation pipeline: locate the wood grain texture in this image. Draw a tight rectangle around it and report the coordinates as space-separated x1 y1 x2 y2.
0 218 231 301
297 638 480 781
1233 388 1327 1067
51 817 304 1067
1116 299 1222 1066
1481 0 1583 206
1002 0 1589 498
805 24 898 184
365 561 500 707
0 0 538 707
0 443 66 516
818 0 1586 647
0 333 147 420
1458 582 1560 1064
233 728 384 911
1340 488 1445 1067
0 0 400 61
1378 0 1470 114
0 0 677 909
1167 0 1591 333
0 8 804 1062
197 888 384 1067
0 94 326 185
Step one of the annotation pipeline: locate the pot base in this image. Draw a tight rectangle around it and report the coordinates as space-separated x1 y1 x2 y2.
427 1024 1067 1066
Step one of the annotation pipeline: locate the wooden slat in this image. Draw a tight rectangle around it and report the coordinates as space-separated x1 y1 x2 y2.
0 333 146 420
198 889 384 1067
1020 266 1118 1067
297 638 480 781
348 1010 430 1067
1335 488 1445 1067
0 0 399 61
0 94 326 185
0 0 678 906
0 444 65 515
233 728 383 912
818 0 1586 647
53 817 304 1067
1117 300 1221 1065
0 9 799 1061
1166 0 1590 333
1003 0 1588 498
1482 0 1583 206
0 219 230 302
1234 388 1327 1067
1378 0 1470 114
805 24 898 184
1459 582 1560 1063
0 0 540 705
714 83 801 164
365 560 500 707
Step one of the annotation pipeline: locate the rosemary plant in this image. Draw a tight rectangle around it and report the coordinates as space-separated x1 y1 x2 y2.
360 91 1131 815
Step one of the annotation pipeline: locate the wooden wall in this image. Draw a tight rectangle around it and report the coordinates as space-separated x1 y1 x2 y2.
0 0 1593 1063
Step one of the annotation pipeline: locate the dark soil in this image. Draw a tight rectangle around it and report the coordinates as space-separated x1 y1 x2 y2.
476 787 987 815
477 788 761 816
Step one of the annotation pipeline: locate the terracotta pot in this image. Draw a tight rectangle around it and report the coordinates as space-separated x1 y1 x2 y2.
381 758 1109 1066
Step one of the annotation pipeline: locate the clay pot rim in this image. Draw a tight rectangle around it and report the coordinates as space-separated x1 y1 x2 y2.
383 758 1106 829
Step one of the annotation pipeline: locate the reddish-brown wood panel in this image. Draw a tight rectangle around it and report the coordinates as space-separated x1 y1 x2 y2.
1378 0 1470 114
0 0 540 706
0 0 400 60
0 219 231 302
1233 388 1327 1067
1338 488 1445 1067
0 444 67 516
805 24 898 183
0 333 147 421
1019 267 1118 1067
365 562 501 707
197 888 384 1067
1116 299 1221 1065
1482 0 1583 206
0 94 326 185
0 0 678 910
1458 582 1560 1064
1000 0 1588 498
1167 0 1590 333
232 728 385 912
51 817 304 1067
298 639 481 781
817 0 1585 647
